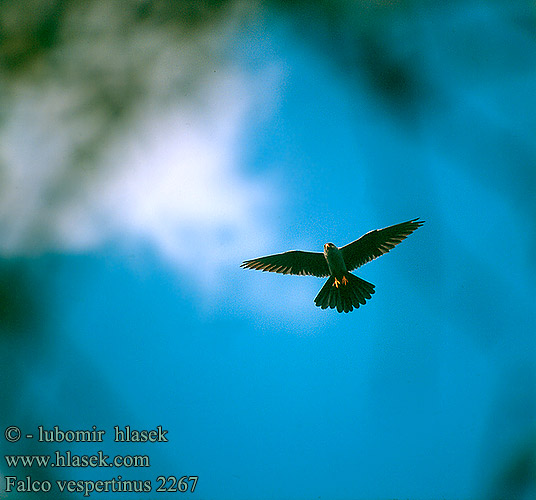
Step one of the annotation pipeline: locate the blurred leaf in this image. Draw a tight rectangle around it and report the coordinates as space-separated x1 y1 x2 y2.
0 260 43 338
493 435 536 500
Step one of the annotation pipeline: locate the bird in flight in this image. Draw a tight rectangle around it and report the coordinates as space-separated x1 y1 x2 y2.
241 218 424 313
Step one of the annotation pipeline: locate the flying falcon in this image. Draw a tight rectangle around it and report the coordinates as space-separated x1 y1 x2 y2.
241 218 424 313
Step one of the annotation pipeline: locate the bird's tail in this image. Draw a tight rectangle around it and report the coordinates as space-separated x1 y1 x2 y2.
314 273 375 313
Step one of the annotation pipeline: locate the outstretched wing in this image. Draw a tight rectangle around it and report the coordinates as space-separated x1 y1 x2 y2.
341 218 424 271
241 250 329 277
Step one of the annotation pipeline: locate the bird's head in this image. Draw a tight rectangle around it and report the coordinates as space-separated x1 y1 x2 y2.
323 242 336 255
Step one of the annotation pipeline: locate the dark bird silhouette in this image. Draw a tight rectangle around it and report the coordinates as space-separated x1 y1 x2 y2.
241 218 424 313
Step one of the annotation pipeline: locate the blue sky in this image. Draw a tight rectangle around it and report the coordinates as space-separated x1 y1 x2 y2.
1 2 535 500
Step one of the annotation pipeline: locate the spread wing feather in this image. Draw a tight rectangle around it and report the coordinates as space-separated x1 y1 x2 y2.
241 250 329 277
341 218 424 271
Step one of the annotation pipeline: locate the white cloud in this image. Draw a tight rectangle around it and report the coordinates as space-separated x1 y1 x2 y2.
0 71 279 292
